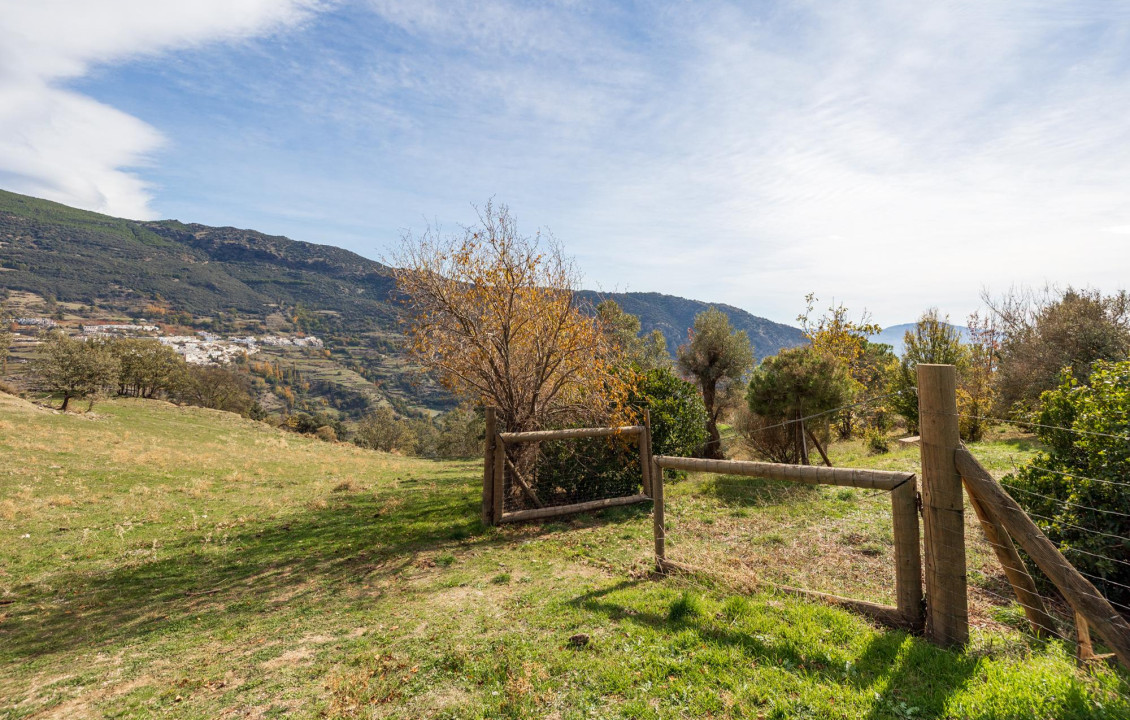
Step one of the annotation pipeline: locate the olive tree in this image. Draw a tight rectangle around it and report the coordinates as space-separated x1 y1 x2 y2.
676 307 754 458
31 332 119 411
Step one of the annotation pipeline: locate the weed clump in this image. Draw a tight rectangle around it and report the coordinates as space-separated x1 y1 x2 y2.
667 591 703 622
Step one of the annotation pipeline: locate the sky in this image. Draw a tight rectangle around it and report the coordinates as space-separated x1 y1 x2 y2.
2 0 1130 327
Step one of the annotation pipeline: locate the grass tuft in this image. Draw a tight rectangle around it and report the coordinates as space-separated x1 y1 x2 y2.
667 591 703 622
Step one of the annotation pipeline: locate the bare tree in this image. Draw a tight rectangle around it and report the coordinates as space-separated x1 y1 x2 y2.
392 201 628 434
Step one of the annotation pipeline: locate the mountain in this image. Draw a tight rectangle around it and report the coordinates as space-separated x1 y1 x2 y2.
577 291 804 361
874 322 972 356
0 188 804 411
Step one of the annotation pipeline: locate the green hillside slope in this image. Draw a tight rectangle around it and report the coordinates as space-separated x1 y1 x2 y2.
0 188 804 411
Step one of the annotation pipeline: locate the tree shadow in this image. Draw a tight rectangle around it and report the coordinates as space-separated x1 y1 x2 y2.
568 580 1106 719
1 485 645 661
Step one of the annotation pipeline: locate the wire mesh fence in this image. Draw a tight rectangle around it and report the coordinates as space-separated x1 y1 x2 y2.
499 433 646 514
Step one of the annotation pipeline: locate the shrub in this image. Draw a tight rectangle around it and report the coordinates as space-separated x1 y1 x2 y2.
632 367 708 459
745 346 850 463
314 425 337 442
353 406 410 452
864 428 889 454
1007 361 1130 606
170 365 258 417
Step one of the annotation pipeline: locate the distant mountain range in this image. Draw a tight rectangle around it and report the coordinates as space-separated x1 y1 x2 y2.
873 322 972 356
0 188 805 411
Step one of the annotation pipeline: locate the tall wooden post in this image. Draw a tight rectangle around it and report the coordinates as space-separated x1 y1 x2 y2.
891 475 924 631
482 407 497 526
917 363 968 647
493 421 506 526
652 457 665 572
640 409 654 497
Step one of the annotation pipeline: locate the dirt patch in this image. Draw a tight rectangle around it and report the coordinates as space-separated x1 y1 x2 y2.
261 647 315 671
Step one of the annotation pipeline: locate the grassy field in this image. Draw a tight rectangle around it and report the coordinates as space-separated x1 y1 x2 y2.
1 393 1127 719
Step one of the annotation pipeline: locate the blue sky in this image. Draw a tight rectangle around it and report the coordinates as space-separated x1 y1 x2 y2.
3 1 1130 326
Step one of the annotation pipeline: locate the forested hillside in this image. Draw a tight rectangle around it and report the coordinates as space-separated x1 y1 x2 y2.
0 189 804 409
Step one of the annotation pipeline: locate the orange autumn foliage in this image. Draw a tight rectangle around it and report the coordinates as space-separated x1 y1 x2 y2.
393 201 630 433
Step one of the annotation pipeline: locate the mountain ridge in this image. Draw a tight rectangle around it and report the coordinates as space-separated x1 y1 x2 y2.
0 187 806 411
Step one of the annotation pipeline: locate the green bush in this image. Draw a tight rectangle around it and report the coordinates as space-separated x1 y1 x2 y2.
1008 361 1130 606
633 367 708 459
864 428 889 454
523 368 708 508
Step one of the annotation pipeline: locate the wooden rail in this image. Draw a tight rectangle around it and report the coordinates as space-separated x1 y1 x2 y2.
652 454 923 630
482 413 654 526
653 456 914 491
498 494 650 523
956 447 1130 669
499 425 643 442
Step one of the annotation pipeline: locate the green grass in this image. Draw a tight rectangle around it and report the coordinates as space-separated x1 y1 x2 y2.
1 395 1126 718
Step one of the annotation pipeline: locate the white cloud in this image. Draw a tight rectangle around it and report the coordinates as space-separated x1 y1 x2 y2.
0 0 323 218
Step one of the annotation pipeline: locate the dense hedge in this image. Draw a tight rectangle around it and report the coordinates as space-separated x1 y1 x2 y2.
1008 361 1130 606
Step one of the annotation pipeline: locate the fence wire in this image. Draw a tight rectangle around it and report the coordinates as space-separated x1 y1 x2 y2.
499 432 645 514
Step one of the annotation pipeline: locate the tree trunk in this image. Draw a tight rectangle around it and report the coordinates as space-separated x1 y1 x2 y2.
702 381 722 459
61 393 71 411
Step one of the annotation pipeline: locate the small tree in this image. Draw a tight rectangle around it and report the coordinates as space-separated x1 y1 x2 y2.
889 309 969 433
676 307 754 458
797 294 882 437
745 346 851 463
597 300 669 371
986 286 1130 415
394 201 628 435
31 332 119 411
169 365 256 416
0 326 11 375
355 406 412 453
631 366 708 460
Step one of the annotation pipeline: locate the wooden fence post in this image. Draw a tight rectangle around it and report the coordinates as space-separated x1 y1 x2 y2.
891 475 925 631
652 457 665 572
482 407 497 526
640 409 654 497
493 424 506 526
917 363 969 647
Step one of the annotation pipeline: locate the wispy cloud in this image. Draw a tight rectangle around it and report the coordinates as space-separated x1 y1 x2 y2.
4 1 1130 323
0 0 323 218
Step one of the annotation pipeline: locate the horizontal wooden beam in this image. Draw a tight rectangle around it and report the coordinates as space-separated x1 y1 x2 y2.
500 425 644 443
655 558 915 630
653 455 913 491
499 493 650 523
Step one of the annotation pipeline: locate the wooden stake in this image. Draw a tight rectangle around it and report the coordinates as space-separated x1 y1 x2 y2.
805 427 832 467
917 363 969 647
956 447 1130 670
504 454 544 508
963 476 1058 637
891 476 925 631
1076 612 1095 665
653 457 665 572
482 407 496 526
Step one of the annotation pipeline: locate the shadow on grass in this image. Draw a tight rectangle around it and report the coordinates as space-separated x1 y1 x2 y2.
568 580 1107 720
705 474 819 507
1 480 646 661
